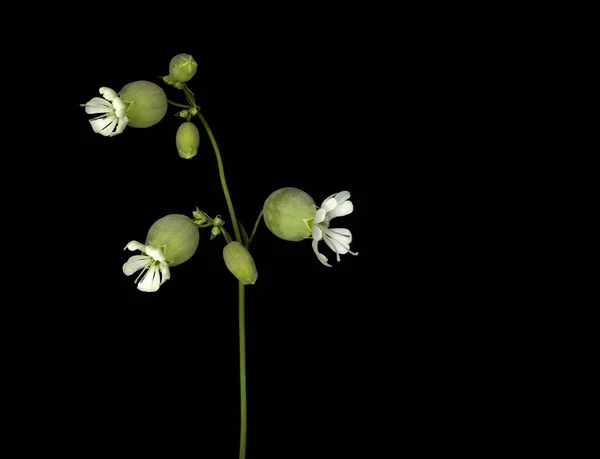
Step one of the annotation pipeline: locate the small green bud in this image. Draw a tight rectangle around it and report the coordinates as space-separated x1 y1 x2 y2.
192 207 208 222
210 227 221 240
162 75 175 85
119 80 168 128
176 122 200 159
188 107 198 116
178 110 189 118
169 53 198 83
146 214 199 266
263 187 316 241
223 242 258 285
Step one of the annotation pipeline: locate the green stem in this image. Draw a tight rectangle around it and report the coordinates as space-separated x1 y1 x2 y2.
167 100 190 108
247 210 264 249
196 111 246 459
239 281 247 459
196 112 242 243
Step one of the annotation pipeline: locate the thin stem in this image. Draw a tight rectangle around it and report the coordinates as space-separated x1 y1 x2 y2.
167 100 190 108
221 227 233 244
196 110 247 459
238 281 247 459
246 210 264 249
196 112 242 243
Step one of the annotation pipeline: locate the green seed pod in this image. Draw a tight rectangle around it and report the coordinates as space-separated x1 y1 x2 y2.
119 80 168 128
146 214 199 266
169 53 198 83
176 122 200 159
263 187 316 241
223 242 258 285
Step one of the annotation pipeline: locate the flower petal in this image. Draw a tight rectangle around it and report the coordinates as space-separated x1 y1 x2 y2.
159 262 170 283
124 241 146 252
145 245 166 262
327 227 352 241
123 255 152 276
312 224 322 241
326 201 353 220
111 116 128 136
83 97 113 114
334 191 350 204
320 197 337 212
314 208 327 225
324 235 348 260
99 87 118 101
137 265 161 292
100 117 118 136
89 116 114 135
311 237 331 267
112 97 126 118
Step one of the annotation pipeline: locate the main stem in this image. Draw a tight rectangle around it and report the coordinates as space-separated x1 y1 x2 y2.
196 112 247 459
238 281 247 459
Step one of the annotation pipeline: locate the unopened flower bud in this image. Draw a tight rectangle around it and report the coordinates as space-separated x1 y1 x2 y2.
210 227 221 240
145 214 199 266
188 107 198 116
119 80 168 128
178 110 189 118
176 121 200 159
263 187 316 241
223 242 258 285
162 75 175 85
169 53 198 83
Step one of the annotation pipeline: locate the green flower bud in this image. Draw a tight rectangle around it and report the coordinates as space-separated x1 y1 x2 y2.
176 122 200 159
178 110 189 118
263 187 316 241
119 80 168 128
223 242 258 285
188 107 198 116
169 53 198 83
146 214 199 266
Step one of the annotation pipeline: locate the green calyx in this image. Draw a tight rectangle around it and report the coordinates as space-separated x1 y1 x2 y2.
146 214 199 266
223 241 258 285
176 121 200 159
119 80 168 128
263 187 316 241
169 53 198 83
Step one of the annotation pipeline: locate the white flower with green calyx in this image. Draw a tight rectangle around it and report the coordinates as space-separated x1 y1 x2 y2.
305 191 358 267
122 241 170 292
81 87 129 137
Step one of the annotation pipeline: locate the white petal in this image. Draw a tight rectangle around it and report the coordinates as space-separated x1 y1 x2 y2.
326 201 353 220
112 97 126 118
101 117 118 136
137 265 161 292
320 197 337 212
111 116 128 136
89 116 114 135
327 227 352 241
312 224 322 241
311 237 331 267
123 255 152 276
83 97 113 114
334 191 350 204
324 237 347 261
124 241 146 252
159 262 170 283
99 87 118 101
314 208 327 224
145 245 166 262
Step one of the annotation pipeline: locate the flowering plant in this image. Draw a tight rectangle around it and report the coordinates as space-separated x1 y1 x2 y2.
82 53 358 458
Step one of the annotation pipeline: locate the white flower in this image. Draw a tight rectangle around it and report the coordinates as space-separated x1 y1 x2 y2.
122 241 170 292
308 191 358 267
81 87 129 137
